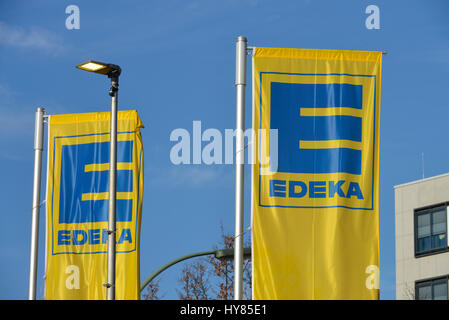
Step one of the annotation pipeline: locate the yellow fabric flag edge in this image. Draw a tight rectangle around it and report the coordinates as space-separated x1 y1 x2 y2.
254 47 383 63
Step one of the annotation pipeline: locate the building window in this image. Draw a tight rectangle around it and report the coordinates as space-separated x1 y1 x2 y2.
415 204 448 256
416 277 449 300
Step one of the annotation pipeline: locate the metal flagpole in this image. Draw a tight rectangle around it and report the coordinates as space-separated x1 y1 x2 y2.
106 74 119 300
234 35 247 300
28 106 45 300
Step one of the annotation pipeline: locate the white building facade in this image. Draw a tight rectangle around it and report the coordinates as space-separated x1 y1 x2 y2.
395 173 449 300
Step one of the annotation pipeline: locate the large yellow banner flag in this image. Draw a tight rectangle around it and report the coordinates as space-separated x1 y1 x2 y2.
252 48 381 299
44 110 144 299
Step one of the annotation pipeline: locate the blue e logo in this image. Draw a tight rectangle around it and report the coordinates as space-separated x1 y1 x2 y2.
59 140 134 224
270 82 363 175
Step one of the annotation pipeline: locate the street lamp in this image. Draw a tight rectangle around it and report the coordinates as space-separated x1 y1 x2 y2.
76 60 121 76
76 60 121 300
140 247 251 294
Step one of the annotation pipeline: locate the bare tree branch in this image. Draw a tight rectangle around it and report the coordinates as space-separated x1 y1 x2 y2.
177 222 252 300
142 278 162 300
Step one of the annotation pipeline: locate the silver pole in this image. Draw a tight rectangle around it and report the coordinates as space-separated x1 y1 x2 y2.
28 107 45 300
234 35 247 300
106 76 119 300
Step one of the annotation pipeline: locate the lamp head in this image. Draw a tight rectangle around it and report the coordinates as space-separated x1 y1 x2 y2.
76 60 121 78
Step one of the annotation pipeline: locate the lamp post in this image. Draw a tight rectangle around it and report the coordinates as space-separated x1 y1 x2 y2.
76 60 121 300
140 247 252 295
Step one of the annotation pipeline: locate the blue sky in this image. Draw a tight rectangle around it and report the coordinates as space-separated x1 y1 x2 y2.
0 0 448 300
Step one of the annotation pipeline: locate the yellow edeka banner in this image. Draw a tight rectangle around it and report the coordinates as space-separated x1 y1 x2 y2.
44 110 144 299
252 48 382 299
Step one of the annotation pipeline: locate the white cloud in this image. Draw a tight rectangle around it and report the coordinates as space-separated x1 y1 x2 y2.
0 21 63 54
0 83 34 138
170 166 221 186
148 165 233 189
0 83 16 102
0 106 34 135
